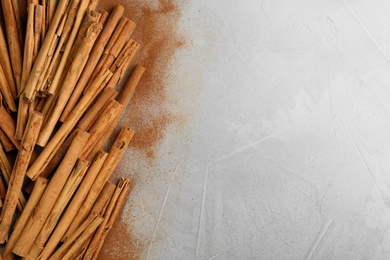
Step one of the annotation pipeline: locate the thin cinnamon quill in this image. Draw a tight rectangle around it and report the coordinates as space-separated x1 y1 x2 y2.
0 111 44 244
13 130 90 256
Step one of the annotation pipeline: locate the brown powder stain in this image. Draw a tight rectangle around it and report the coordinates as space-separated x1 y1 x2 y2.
96 0 185 259
98 0 185 159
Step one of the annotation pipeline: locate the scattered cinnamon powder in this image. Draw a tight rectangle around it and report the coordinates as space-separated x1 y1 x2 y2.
98 0 185 159
97 0 185 259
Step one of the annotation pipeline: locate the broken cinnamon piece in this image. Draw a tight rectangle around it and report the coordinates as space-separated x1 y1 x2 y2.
0 65 16 112
0 105 20 149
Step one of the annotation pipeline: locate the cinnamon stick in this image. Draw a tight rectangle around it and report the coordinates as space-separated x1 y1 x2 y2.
0 145 25 211
0 106 20 150
0 26 17 99
29 160 89 259
0 65 17 112
39 151 108 259
48 213 103 260
24 0 72 100
0 111 44 244
84 178 130 259
1 0 23 93
21 3 36 92
60 5 124 122
1 177 48 260
80 100 122 160
86 65 144 162
37 20 102 146
0 130 15 152
26 68 112 180
105 39 140 89
63 127 134 240
46 0 94 95
13 130 90 256
78 87 118 131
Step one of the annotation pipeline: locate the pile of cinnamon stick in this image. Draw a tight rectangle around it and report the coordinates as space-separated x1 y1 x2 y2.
0 0 144 259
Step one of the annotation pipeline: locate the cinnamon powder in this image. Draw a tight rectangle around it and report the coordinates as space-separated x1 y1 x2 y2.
97 0 185 259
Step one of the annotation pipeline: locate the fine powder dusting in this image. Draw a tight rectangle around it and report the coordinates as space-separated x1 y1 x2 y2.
96 0 185 259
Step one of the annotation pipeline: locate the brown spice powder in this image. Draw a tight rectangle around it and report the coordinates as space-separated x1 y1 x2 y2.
99 0 185 159
97 0 185 259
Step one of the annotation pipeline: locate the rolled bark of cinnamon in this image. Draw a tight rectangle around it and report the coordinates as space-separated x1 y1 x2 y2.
37 20 102 146
77 87 118 131
1 0 23 93
26 68 112 181
24 0 72 101
0 26 17 100
63 127 134 241
0 145 25 211
0 130 15 152
0 106 20 149
0 111 44 244
60 5 124 122
84 178 131 260
46 0 93 95
13 130 90 257
48 213 103 260
0 65 17 112
91 180 131 260
80 100 122 160
86 65 144 162
105 39 140 90
29 160 89 259
39 151 107 260
1 177 48 260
